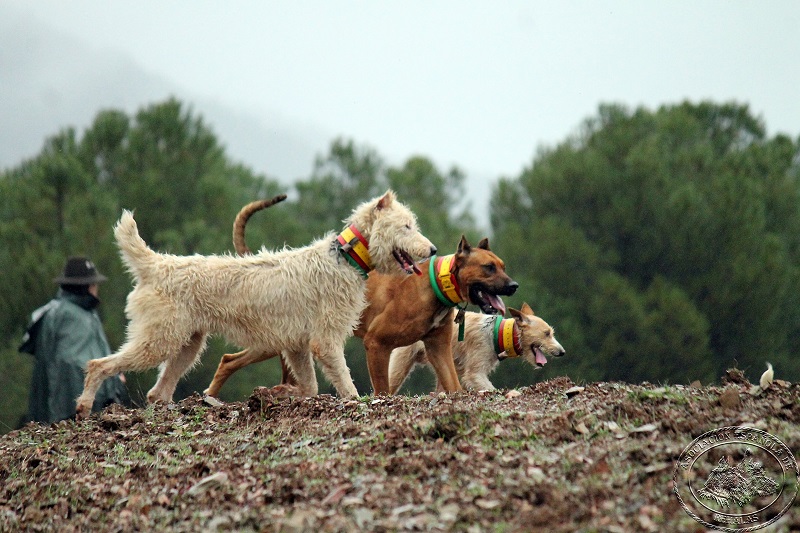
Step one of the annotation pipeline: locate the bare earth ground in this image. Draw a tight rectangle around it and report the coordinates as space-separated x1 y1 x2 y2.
1 371 798 532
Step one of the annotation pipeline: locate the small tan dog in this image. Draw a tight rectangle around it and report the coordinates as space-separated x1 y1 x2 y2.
76 191 435 418
388 303 565 391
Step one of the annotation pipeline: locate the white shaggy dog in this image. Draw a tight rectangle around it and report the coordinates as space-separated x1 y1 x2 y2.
388 303 565 392
76 191 435 418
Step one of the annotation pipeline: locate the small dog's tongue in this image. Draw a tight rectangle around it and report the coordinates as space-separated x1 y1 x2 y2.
411 261 422 276
534 348 547 366
487 293 506 315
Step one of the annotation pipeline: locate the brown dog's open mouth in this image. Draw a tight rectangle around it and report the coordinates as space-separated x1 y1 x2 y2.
393 249 422 275
533 346 548 368
469 284 506 315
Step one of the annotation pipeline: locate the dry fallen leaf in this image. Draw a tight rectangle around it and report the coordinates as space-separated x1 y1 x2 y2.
718 387 740 409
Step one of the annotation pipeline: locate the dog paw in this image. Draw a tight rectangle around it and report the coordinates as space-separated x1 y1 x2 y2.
75 403 90 421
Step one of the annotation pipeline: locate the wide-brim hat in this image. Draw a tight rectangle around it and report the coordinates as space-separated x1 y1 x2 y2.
53 256 108 285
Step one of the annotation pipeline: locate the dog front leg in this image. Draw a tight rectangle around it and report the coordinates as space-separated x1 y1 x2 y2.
422 327 463 393
312 342 359 398
363 336 394 395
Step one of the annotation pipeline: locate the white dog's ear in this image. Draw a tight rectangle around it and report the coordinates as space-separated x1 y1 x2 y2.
376 190 396 210
520 302 535 316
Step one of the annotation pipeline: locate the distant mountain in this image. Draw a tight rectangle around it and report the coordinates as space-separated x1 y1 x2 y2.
0 4 327 182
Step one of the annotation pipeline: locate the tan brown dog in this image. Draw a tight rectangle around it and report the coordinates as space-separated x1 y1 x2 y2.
204 201 518 397
388 303 565 392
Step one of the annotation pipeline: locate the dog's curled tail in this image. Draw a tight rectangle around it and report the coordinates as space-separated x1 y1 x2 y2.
232 194 288 255
114 210 156 281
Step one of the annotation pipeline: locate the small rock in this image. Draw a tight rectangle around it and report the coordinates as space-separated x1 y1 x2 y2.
573 422 589 435
565 386 585 398
630 423 658 434
202 395 224 408
474 499 501 510
186 472 228 496
352 508 374 529
689 380 702 389
505 389 522 399
526 466 546 483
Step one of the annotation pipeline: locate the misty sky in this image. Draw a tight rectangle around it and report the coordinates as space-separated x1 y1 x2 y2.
4 1 799 217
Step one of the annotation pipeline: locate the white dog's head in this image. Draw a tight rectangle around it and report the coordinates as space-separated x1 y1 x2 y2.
346 190 436 275
510 303 565 369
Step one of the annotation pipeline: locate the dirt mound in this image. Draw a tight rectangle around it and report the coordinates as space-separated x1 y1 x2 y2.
1 375 798 532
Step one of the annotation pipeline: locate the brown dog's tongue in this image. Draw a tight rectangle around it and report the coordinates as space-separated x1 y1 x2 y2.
535 348 548 366
487 293 506 315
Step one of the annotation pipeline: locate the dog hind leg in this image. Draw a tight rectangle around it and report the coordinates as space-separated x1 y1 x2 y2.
280 348 318 397
76 336 173 419
147 331 208 404
387 342 426 394
205 348 278 398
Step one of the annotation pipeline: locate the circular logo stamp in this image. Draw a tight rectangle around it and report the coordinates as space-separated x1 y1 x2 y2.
674 426 798 531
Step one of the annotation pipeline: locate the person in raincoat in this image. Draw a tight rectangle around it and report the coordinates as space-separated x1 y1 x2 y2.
19 256 128 423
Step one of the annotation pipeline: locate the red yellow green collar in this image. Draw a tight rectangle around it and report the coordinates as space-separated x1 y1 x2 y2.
428 254 463 307
493 316 522 359
336 225 373 279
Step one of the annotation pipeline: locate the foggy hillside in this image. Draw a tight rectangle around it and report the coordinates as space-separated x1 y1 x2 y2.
0 5 327 184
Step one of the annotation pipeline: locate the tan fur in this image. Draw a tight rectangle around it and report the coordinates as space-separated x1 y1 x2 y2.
76 191 435 418
205 204 519 397
388 303 565 392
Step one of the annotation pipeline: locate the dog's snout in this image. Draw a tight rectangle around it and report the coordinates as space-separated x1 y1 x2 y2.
507 281 519 295
429 245 437 257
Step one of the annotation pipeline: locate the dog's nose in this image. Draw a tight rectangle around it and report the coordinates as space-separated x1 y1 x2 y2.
429 245 437 257
507 281 519 295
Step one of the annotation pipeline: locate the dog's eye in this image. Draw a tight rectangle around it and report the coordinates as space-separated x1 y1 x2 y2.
545 330 552 337
483 264 496 274
405 223 412 231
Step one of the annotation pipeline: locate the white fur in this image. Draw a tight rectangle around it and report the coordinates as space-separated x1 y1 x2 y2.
76 191 434 416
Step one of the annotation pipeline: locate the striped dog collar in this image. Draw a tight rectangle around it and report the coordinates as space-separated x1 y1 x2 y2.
336 225 373 279
428 254 463 307
493 316 522 359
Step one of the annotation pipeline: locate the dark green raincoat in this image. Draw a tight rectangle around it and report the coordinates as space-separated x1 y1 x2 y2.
20 289 128 423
